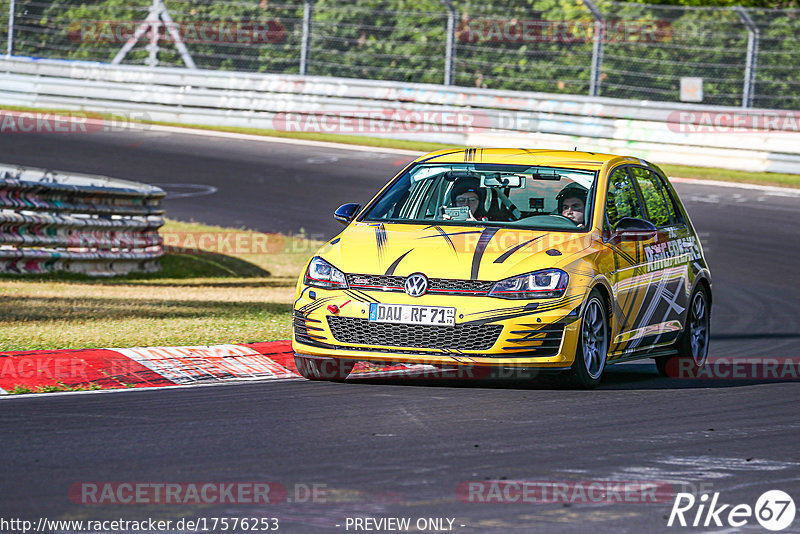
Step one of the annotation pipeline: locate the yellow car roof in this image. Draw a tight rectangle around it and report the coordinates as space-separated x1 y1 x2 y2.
413 148 642 171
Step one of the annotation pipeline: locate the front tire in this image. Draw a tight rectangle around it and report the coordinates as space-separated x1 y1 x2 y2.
568 289 609 389
655 285 710 378
295 354 355 381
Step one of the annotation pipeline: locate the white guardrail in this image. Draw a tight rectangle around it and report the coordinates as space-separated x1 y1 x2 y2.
0 163 164 276
1 56 800 174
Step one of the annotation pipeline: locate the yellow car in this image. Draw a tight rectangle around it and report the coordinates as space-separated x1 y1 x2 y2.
292 148 711 387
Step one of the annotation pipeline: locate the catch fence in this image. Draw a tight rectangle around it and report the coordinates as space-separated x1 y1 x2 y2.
2 0 799 110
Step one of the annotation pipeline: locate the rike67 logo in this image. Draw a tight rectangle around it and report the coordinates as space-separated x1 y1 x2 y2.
668 490 796 531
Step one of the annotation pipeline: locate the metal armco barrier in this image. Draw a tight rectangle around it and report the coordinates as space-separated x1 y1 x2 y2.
0 163 165 276
1 56 799 174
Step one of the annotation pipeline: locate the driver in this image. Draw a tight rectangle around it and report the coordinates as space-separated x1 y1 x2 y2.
556 183 588 226
444 177 488 221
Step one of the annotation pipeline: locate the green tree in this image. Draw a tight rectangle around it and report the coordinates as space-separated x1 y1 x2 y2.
308 0 447 83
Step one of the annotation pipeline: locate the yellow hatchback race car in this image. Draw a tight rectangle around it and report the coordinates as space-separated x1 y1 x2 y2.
292 148 712 387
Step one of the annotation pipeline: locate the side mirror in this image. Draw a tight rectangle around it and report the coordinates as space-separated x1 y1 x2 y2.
334 203 361 225
612 217 657 242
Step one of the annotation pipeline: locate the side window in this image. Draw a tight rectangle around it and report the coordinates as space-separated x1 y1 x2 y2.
630 167 671 227
654 172 685 225
605 167 642 230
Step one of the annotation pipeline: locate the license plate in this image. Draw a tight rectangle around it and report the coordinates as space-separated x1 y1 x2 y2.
369 303 456 327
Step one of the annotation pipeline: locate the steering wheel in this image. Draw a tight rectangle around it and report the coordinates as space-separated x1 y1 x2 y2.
551 214 579 226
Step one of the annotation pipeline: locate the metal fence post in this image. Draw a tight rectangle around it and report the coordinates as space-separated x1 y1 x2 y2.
7 0 14 57
300 1 313 75
583 0 604 97
147 0 160 68
159 1 196 69
112 0 195 68
735 6 759 108
441 0 456 86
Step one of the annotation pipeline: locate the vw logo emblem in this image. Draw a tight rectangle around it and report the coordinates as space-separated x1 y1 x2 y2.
404 273 428 297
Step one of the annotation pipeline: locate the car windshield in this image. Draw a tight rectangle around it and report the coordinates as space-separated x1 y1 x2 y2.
362 163 597 231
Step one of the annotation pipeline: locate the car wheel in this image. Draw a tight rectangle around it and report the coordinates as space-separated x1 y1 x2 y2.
294 354 355 381
568 289 608 388
655 285 710 378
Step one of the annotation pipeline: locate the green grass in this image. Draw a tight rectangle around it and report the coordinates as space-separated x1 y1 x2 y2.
0 219 322 351
3 105 798 188
9 382 104 394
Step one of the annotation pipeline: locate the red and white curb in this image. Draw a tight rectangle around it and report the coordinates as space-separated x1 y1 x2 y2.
114 343 299 384
0 341 428 395
0 341 299 394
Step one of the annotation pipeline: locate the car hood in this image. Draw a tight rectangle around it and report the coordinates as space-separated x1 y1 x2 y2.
317 222 596 281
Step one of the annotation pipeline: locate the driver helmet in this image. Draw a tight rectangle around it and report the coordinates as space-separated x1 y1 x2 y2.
450 177 487 217
556 183 588 212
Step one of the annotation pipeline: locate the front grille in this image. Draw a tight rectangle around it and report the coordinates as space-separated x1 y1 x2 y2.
500 323 565 356
327 316 502 351
346 274 493 296
346 274 404 290
431 279 494 293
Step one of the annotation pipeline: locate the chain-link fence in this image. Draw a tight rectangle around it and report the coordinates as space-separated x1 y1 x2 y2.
454 2 595 95
309 1 448 84
579 2 749 106
3 0 799 109
592 2 800 109
0 0 9 56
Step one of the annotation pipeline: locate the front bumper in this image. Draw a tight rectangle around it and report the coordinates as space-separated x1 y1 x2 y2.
292 286 583 369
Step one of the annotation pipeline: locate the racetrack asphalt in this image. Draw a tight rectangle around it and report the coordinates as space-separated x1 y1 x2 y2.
1 127 799 533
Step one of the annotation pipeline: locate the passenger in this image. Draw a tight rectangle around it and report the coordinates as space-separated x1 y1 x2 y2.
444 177 488 221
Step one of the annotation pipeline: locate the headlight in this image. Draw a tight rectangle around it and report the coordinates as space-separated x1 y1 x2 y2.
488 269 568 299
304 257 348 289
